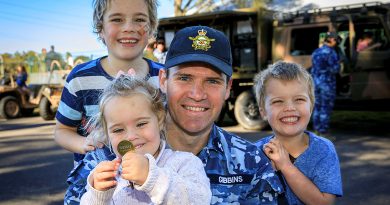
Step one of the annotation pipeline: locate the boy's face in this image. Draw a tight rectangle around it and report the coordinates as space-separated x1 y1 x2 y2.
159 63 232 136
104 94 161 157
260 78 312 138
100 0 150 61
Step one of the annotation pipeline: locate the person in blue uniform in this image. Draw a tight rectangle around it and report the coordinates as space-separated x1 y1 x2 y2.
75 25 283 204
159 26 283 204
311 32 341 136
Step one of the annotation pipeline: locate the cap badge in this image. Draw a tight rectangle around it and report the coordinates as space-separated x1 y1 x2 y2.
189 29 215 51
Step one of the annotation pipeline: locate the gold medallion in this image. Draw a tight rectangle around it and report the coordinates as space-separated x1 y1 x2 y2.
117 140 135 156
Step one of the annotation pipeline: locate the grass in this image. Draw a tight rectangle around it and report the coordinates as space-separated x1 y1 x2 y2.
329 111 390 134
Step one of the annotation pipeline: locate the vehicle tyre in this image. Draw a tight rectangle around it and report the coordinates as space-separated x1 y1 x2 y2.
39 97 55 120
234 91 268 130
0 96 21 119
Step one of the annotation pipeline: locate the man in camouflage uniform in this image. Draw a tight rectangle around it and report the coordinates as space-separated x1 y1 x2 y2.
311 32 341 135
159 26 282 204
70 26 283 204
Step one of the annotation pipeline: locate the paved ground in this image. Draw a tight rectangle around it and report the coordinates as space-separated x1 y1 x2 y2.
0 114 389 205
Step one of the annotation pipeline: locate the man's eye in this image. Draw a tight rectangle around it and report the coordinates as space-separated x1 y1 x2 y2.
207 79 221 84
178 76 189 81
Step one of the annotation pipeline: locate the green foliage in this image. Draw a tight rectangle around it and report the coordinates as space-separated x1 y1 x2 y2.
1 50 89 73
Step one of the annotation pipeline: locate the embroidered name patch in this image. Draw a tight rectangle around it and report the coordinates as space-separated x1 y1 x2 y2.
208 174 253 185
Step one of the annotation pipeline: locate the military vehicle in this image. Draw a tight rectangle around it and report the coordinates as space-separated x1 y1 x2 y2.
0 60 69 120
157 1 390 130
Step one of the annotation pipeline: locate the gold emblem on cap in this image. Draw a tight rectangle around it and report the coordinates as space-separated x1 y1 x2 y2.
117 140 135 156
189 29 215 51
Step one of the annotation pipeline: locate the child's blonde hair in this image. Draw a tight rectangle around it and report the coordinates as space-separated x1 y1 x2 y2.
253 61 315 112
87 75 165 146
92 0 159 42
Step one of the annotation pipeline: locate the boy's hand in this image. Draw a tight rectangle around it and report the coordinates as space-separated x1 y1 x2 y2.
92 159 120 191
83 137 104 153
121 152 149 186
263 138 292 171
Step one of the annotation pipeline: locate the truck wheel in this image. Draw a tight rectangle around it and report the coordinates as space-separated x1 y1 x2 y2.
0 96 21 119
39 97 55 120
234 91 268 130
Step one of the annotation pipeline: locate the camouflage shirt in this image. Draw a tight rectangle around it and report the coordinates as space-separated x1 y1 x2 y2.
199 124 283 204
311 44 340 85
64 124 283 205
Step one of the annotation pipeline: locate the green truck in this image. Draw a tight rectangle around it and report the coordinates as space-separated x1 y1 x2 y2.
158 1 390 129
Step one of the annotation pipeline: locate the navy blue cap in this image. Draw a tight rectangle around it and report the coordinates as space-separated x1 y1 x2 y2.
165 26 233 77
326 31 342 43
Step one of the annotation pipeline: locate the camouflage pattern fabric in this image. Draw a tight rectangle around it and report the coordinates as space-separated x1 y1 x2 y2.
198 124 283 204
64 147 115 205
311 45 340 134
64 124 283 205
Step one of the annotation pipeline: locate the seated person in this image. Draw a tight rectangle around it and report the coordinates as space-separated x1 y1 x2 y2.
15 65 28 88
15 65 30 96
356 32 381 52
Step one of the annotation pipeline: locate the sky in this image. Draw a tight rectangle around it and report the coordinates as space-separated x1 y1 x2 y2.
0 0 387 58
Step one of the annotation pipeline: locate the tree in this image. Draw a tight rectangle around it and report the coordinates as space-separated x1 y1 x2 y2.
171 0 303 16
173 0 215 16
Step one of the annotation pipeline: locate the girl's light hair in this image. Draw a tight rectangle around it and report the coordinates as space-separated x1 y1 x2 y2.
253 61 315 112
92 0 159 43
86 75 165 147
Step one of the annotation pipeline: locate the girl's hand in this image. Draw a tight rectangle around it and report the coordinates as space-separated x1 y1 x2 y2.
91 159 120 191
263 138 292 171
121 152 149 186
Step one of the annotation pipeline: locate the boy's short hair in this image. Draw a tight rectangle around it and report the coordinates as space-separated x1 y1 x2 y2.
92 0 158 41
253 61 315 111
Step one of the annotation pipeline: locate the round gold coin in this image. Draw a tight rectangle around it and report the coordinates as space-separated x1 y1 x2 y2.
117 140 135 156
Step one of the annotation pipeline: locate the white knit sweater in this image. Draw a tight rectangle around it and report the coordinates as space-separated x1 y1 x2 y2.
80 142 211 205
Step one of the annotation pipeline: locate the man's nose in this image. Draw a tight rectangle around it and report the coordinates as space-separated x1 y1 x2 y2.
188 82 207 101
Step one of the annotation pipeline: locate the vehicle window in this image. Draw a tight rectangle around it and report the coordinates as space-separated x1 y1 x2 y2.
290 26 328 56
353 17 390 52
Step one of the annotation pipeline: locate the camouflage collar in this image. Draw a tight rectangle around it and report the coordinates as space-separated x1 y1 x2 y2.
208 124 225 153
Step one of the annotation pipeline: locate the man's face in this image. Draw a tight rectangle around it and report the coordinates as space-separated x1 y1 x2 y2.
328 37 338 47
159 63 232 136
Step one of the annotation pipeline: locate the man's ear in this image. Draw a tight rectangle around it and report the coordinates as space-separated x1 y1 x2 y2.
159 69 167 94
224 78 233 100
